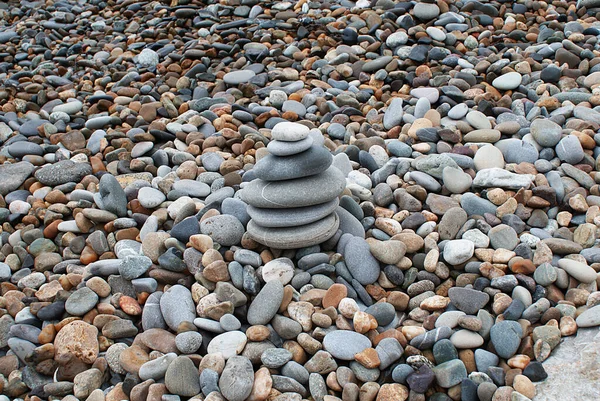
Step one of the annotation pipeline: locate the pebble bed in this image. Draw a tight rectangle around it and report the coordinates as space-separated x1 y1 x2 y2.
1 1 600 401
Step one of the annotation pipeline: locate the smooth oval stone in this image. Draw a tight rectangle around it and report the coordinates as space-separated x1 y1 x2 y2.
252 145 332 181
206 331 248 359
271 122 309 141
557 259 597 283
473 145 505 170
172 180 211 197
223 70 256 85
262 258 295 285
443 240 475 265
442 167 472 194
247 198 339 228
247 280 284 325
576 305 600 327
240 166 345 208
159 285 196 331
490 320 522 359
343 236 381 285
267 136 314 156
492 72 522 90
448 287 490 315
323 330 371 360
219 356 254 401
530 119 562 147
247 212 339 249
65 287 98 316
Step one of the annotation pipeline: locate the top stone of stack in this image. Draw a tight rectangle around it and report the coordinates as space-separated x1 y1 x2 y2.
241 122 345 249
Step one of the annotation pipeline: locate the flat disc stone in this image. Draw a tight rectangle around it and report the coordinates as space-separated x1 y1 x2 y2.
253 145 333 181
271 122 309 141
240 166 346 209
247 212 339 249
247 198 339 228
323 330 371 360
267 136 313 156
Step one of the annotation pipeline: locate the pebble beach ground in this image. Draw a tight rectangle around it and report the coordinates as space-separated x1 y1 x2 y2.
1 0 600 400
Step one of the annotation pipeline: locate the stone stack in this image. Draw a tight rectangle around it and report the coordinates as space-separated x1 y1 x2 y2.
241 122 345 249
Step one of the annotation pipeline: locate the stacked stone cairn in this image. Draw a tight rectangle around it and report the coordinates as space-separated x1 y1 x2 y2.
241 122 346 249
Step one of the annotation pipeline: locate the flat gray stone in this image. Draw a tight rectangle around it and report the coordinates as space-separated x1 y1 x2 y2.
247 198 339 228
323 330 371 360
200 215 245 246
247 212 339 249
267 136 313 156
223 70 256 85
271 122 309 141
253 145 332 181
159 285 196 331
443 240 474 265
34 160 92 186
448 287 490 315
247 280 284 325
172 180 211 197
492 72 522 90
0 162 35 196
383 98 404 129
240 166 345 208
165 356 201 397
65 287 98 316
490 320 522 359
219 356 254 401
343 236 381 285
530 119 562 147
557 259 598 284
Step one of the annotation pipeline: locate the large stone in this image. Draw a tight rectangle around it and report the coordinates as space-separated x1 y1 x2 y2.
99 174 128 217
223 69 256 85
490 320 523 359
159 285 196 331
432 359 467 388
473 145 505 170
247 280 284 325
200 215 245 246
383 98 404 129
219 356 255 401
323 331 371 360
240 166 346 208
530 119 562 147
206 331 248 359
54 321 99 365
344 236 381 285
247 198 339 228
532 328 600 401
576 305 600 327
557 259 598 283
164 356 201 396
247 212 339 249
473 168 535 190
443 240 474 265
448 287 490 315
267 136 313 156
492 72 522 90
253 145 332 181
0 162 35 195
